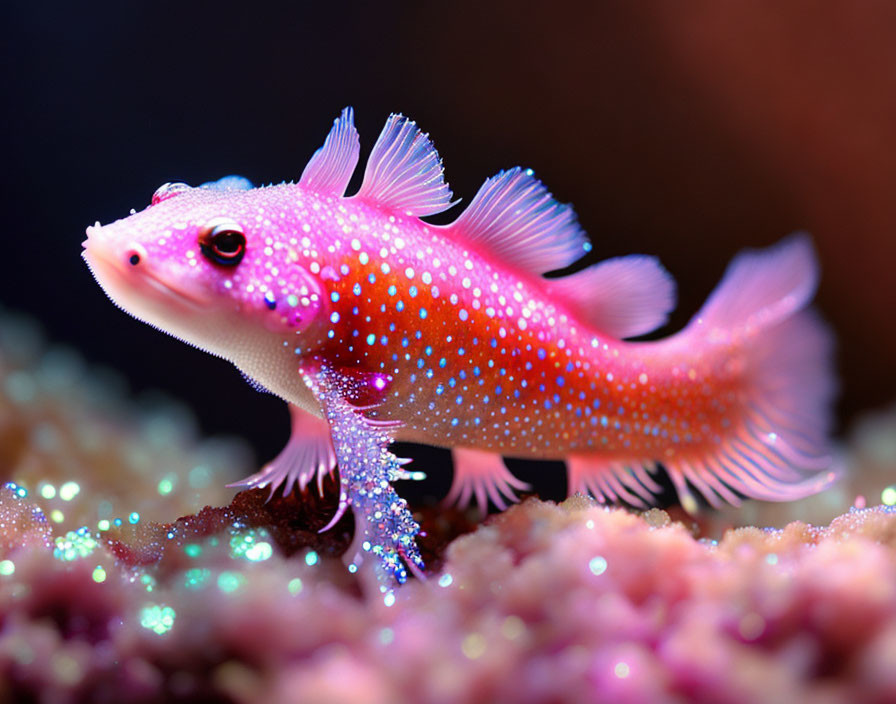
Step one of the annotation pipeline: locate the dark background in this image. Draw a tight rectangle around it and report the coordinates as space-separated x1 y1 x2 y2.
3 1 895 499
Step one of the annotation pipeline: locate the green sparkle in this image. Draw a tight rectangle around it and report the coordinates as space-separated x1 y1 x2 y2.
59 481 80 502
157 474 177 496
304 550 319 566
184 568 211 589
92 566 106 583
97 519 111 531
0 560 14 576
128 512 140 525
139 604 176 635
287 577 303 595
53 528 97 561
882 485 896 506
184 544 202 558
40 484 56 500
230 530 273 562
217 571 245 593
287 294 299 307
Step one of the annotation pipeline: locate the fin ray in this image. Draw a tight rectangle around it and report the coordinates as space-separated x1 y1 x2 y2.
355 113 454 216
299 107 360 197
446 167 590 276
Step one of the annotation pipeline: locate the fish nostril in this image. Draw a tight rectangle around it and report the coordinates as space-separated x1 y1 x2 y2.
128 253 141 266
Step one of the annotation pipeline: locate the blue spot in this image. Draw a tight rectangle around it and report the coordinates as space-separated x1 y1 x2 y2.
439 358 447 368
409 286 418 298
593 399 601 409
331 292 340 302
436 384 445 395
556 377 565 387
448 378 456 388
396 301 405 312
417 359 425 368
544 400 552 410
420 308 428 320
455 396 463 405
353 283 362 296
366 334 376 345
425 346 433 356
495 386 502 395
264 292 276 310
368 273 376 284
388 285 397 296
451 418 459 427
473 367 480 376
537 349 547 360
458 348 465 356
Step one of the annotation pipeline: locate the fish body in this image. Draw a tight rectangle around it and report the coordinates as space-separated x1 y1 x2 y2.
83 108 835 586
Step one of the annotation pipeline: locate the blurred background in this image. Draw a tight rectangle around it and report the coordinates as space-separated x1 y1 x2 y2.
2 0 895 498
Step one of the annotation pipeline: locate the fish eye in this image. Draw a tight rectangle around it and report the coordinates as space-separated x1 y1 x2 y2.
198 218 246 267
151 182 191 205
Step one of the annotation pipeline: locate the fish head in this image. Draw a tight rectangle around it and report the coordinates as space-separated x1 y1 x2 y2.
82 179 327 361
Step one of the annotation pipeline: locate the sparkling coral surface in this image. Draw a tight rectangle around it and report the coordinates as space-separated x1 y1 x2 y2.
1 309 895 703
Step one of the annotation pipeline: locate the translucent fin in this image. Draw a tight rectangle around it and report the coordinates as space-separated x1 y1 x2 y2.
545 255 676 339
691 233 819 335
299 107 360 197
446 167 590 276
446 448 531 514
567 456 664 509
665 234 836 510
227 404 336 499
354 113 454 216
200 175 254 191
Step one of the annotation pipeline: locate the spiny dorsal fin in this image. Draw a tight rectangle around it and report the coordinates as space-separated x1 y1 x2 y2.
545 255 676 339
299 107 360 196
446 167 591 276
354 113 454 217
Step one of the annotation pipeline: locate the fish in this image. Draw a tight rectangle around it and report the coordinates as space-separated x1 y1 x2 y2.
82 107 836 587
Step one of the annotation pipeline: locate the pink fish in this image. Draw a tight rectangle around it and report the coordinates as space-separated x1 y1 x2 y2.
82 108 835 585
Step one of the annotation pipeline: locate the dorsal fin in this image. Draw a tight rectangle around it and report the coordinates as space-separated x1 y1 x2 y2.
299 107 360 196
545 255 677 339
354 113 454 216
446 167 591 276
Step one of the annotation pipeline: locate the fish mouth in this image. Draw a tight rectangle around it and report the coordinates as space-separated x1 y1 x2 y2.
82 231 211 312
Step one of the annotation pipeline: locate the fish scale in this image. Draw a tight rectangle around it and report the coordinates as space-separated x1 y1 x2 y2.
83 107 836 590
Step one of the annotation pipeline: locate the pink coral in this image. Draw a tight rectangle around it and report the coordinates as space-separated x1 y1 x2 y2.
1 308 896 702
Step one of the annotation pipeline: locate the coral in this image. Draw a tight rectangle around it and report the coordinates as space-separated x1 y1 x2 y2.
1 307 896 703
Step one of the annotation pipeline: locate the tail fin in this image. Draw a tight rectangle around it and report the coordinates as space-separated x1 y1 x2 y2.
667 234 837 510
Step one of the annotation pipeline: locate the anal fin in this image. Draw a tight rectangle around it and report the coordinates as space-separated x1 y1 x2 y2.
446 448 530 514
567 455 664 509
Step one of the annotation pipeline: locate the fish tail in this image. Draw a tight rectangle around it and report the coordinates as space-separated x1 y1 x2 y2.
665 233 837 510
